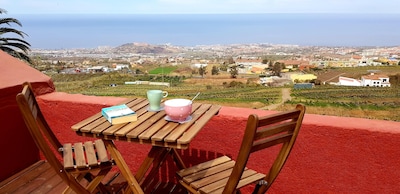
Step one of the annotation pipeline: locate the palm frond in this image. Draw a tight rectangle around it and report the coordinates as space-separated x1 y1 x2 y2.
0 27 28 37
0 18 23 26
2 42 31 52
0 37 31 47
0 8 7 14
1 45 32 64
0 8 32 64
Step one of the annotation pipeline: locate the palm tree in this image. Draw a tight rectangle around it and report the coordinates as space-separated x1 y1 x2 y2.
0 8 32 64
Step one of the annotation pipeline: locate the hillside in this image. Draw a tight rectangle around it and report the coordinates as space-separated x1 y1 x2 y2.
113 42 180 54
316 66 400 84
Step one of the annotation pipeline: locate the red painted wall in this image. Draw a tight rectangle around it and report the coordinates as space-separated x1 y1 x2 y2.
0 51 55 181
36 92 400 193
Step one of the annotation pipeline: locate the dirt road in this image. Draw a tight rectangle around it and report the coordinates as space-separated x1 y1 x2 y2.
261 88 291 110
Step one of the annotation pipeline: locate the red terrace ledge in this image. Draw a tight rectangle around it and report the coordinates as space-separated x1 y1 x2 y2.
1 50 400 193
36 92 400 193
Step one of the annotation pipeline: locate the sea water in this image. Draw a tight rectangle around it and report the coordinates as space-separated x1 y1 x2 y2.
11 13 400 49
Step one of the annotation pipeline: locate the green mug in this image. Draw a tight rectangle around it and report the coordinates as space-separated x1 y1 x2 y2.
147 90 168 111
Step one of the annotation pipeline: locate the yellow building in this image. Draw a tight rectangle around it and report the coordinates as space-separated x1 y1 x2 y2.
290 73 317 82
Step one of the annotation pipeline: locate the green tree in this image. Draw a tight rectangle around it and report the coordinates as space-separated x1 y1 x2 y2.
219 63 228 71
268 60 274 70
198 65 207 78
229 65 238 78
211 65 219 75
0 8 32 64
272 62 284 76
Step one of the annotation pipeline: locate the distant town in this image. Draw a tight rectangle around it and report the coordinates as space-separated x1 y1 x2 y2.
30 43 400 87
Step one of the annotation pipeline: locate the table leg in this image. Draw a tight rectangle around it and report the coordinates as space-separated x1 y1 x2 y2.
103 140 144 194
135 146 170 183
135 146 189 192
171 148 187 169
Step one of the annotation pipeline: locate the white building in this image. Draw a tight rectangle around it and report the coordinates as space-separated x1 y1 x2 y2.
339 73 390 87
87 66 107 73
192 63 207 68
339 76 362 86
235 58 263 73
361 73 391 87
114 64 130 70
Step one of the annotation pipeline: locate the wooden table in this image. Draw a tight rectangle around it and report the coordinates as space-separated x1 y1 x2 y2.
71 98 221 193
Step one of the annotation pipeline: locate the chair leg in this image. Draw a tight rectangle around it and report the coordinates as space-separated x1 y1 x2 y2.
63 173 91 194
103 140 144 194
62 186 74 194
86 168 112 193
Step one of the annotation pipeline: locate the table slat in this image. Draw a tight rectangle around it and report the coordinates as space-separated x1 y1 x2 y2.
178 105 221 144
151 122 180 141
80 116 107 132
71 112 102 131
126 111 166 138
112 111 155 136
91 120 121 134
157 103 202 143
138 116 168 140
125 98 145 107
164 104 211 142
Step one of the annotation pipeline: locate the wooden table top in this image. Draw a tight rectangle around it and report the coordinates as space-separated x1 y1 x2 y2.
72 98 221 149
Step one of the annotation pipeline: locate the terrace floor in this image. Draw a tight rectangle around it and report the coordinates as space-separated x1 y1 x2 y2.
0 160 186 194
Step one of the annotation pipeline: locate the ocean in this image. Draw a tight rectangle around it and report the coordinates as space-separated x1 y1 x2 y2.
10 13 400 49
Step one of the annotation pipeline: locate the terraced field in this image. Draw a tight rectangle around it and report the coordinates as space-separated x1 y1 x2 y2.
51 69 400 121
52 72 282 108
78 84 282 108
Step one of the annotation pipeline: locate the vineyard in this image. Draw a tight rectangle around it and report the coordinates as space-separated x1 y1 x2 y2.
63 82 282 108
280 85 399 121
52 72 281 106
291 86 399 109
51 71 400 121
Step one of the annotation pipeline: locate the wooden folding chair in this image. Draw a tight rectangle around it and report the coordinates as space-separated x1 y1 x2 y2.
176 104 306 194
16 82 128 193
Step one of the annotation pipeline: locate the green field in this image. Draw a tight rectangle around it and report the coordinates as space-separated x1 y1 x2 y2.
148 66 178 74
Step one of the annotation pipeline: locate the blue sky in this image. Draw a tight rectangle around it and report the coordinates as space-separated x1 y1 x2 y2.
2 0 400 14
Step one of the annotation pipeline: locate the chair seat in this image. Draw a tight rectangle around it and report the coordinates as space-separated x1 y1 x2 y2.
63 139 114 171
177 156 265 194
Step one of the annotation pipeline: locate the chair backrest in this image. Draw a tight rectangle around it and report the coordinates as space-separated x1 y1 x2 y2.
15 82 82 190
224 104 306 194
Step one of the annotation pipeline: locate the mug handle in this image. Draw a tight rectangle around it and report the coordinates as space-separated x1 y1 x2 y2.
162 91 168 98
